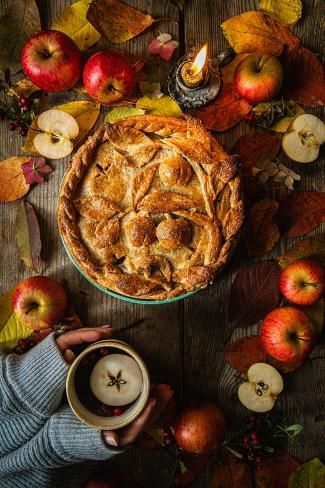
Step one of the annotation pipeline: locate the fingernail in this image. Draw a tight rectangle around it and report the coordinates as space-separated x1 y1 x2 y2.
105 435 118 446
101 325 112 328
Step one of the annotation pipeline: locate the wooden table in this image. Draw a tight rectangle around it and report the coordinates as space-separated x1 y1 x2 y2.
0 0 324 486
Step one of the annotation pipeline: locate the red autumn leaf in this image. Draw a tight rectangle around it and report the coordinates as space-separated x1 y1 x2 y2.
194 83 252 132
281 46 325 107
22 156 53 184
232 132 281 170
211 449 252 488
257 450 300 488
244 198 280 257
225 336 302 374
276 191 325 237
175 451 212 486
228 261 281 328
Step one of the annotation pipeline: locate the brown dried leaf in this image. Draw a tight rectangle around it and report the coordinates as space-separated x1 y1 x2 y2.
0 0 41 73
9 78 40 98
278 237 325 269
225 336 302 374
87 0 155 44
221 11 300 56
232 132 281 170
244 199 280 257
16 200 41 270
194 83 252 132
281 47 325 107
0 157 30 202
276 192 325 237
228 261 281 328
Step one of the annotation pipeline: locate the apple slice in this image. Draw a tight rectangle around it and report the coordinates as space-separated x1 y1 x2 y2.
238 363 283 413
90 354 143 407
282 114 325 163
34 109 79 159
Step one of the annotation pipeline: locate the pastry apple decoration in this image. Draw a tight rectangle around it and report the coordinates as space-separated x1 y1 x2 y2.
234 54 283 103
34 109 79 159
90 354 143 406
282 114 325 163
279 259 324 306
238 363 283 413
21 30 82 92
12 276 67 329
260 307 315 363
82 51 136 105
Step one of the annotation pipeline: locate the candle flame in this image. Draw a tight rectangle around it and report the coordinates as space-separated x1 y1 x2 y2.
191 44 207 75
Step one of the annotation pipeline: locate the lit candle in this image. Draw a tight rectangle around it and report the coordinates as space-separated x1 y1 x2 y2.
181 44 208 88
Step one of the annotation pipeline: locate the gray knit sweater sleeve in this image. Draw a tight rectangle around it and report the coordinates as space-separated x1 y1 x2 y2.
0 334 123 488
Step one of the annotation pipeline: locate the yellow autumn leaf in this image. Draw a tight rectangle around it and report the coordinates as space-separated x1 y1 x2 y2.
52 0 101 50
136 95 182 117
0 289 31 349
105 106 145 123
0 156 30 202
9 78 40 98
221 11 300 55
259 0 302 25
22 101 100 154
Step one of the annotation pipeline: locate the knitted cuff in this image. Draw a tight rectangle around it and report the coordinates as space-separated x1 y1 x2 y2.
2 333 68 416
48 405 124 463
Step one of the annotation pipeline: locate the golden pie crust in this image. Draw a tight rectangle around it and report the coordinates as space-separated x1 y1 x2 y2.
58 115 244 300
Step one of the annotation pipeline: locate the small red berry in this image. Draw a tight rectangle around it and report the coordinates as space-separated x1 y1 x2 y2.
9 122 16 131
113 408 123 416
255 456 262 464
99 348 108 356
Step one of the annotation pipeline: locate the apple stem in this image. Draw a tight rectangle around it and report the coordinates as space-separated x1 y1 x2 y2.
25 303 38 315
302 281 317 287
297 336 311 343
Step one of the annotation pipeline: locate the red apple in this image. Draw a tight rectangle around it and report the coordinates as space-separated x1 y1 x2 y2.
171 402 226 454
279 259 324 306
82 51 135 105
12 276 67 330
234 54 283 103
21 30 82 92
260 307 315 363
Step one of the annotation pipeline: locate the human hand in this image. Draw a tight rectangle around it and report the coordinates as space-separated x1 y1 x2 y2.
56 325 112 363
103 384 174 448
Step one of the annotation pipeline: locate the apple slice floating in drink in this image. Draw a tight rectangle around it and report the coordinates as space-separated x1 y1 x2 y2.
90 354 143 407
238 363 283 413
34 109 79 159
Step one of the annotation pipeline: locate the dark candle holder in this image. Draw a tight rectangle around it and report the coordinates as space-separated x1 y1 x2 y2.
168 48 235 110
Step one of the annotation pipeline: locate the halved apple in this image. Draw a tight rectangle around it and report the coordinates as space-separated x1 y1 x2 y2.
238 363 283 413
90 354 143 407
282 114 325 163
34 109 79 159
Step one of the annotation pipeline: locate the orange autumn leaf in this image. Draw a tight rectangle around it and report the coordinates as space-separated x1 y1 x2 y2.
221 54 250 83
87 0 155 44
0 157 30 202
194 83 252 132
276 191 325 237
232 132 281 170
221 11 300 56
281 46 325 107
244 198 280 256
278 237 325 269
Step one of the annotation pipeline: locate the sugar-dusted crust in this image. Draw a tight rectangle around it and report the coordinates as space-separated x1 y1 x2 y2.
58 115 244 300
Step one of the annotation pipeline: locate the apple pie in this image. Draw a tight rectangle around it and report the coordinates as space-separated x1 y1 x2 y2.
58 115 244 300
